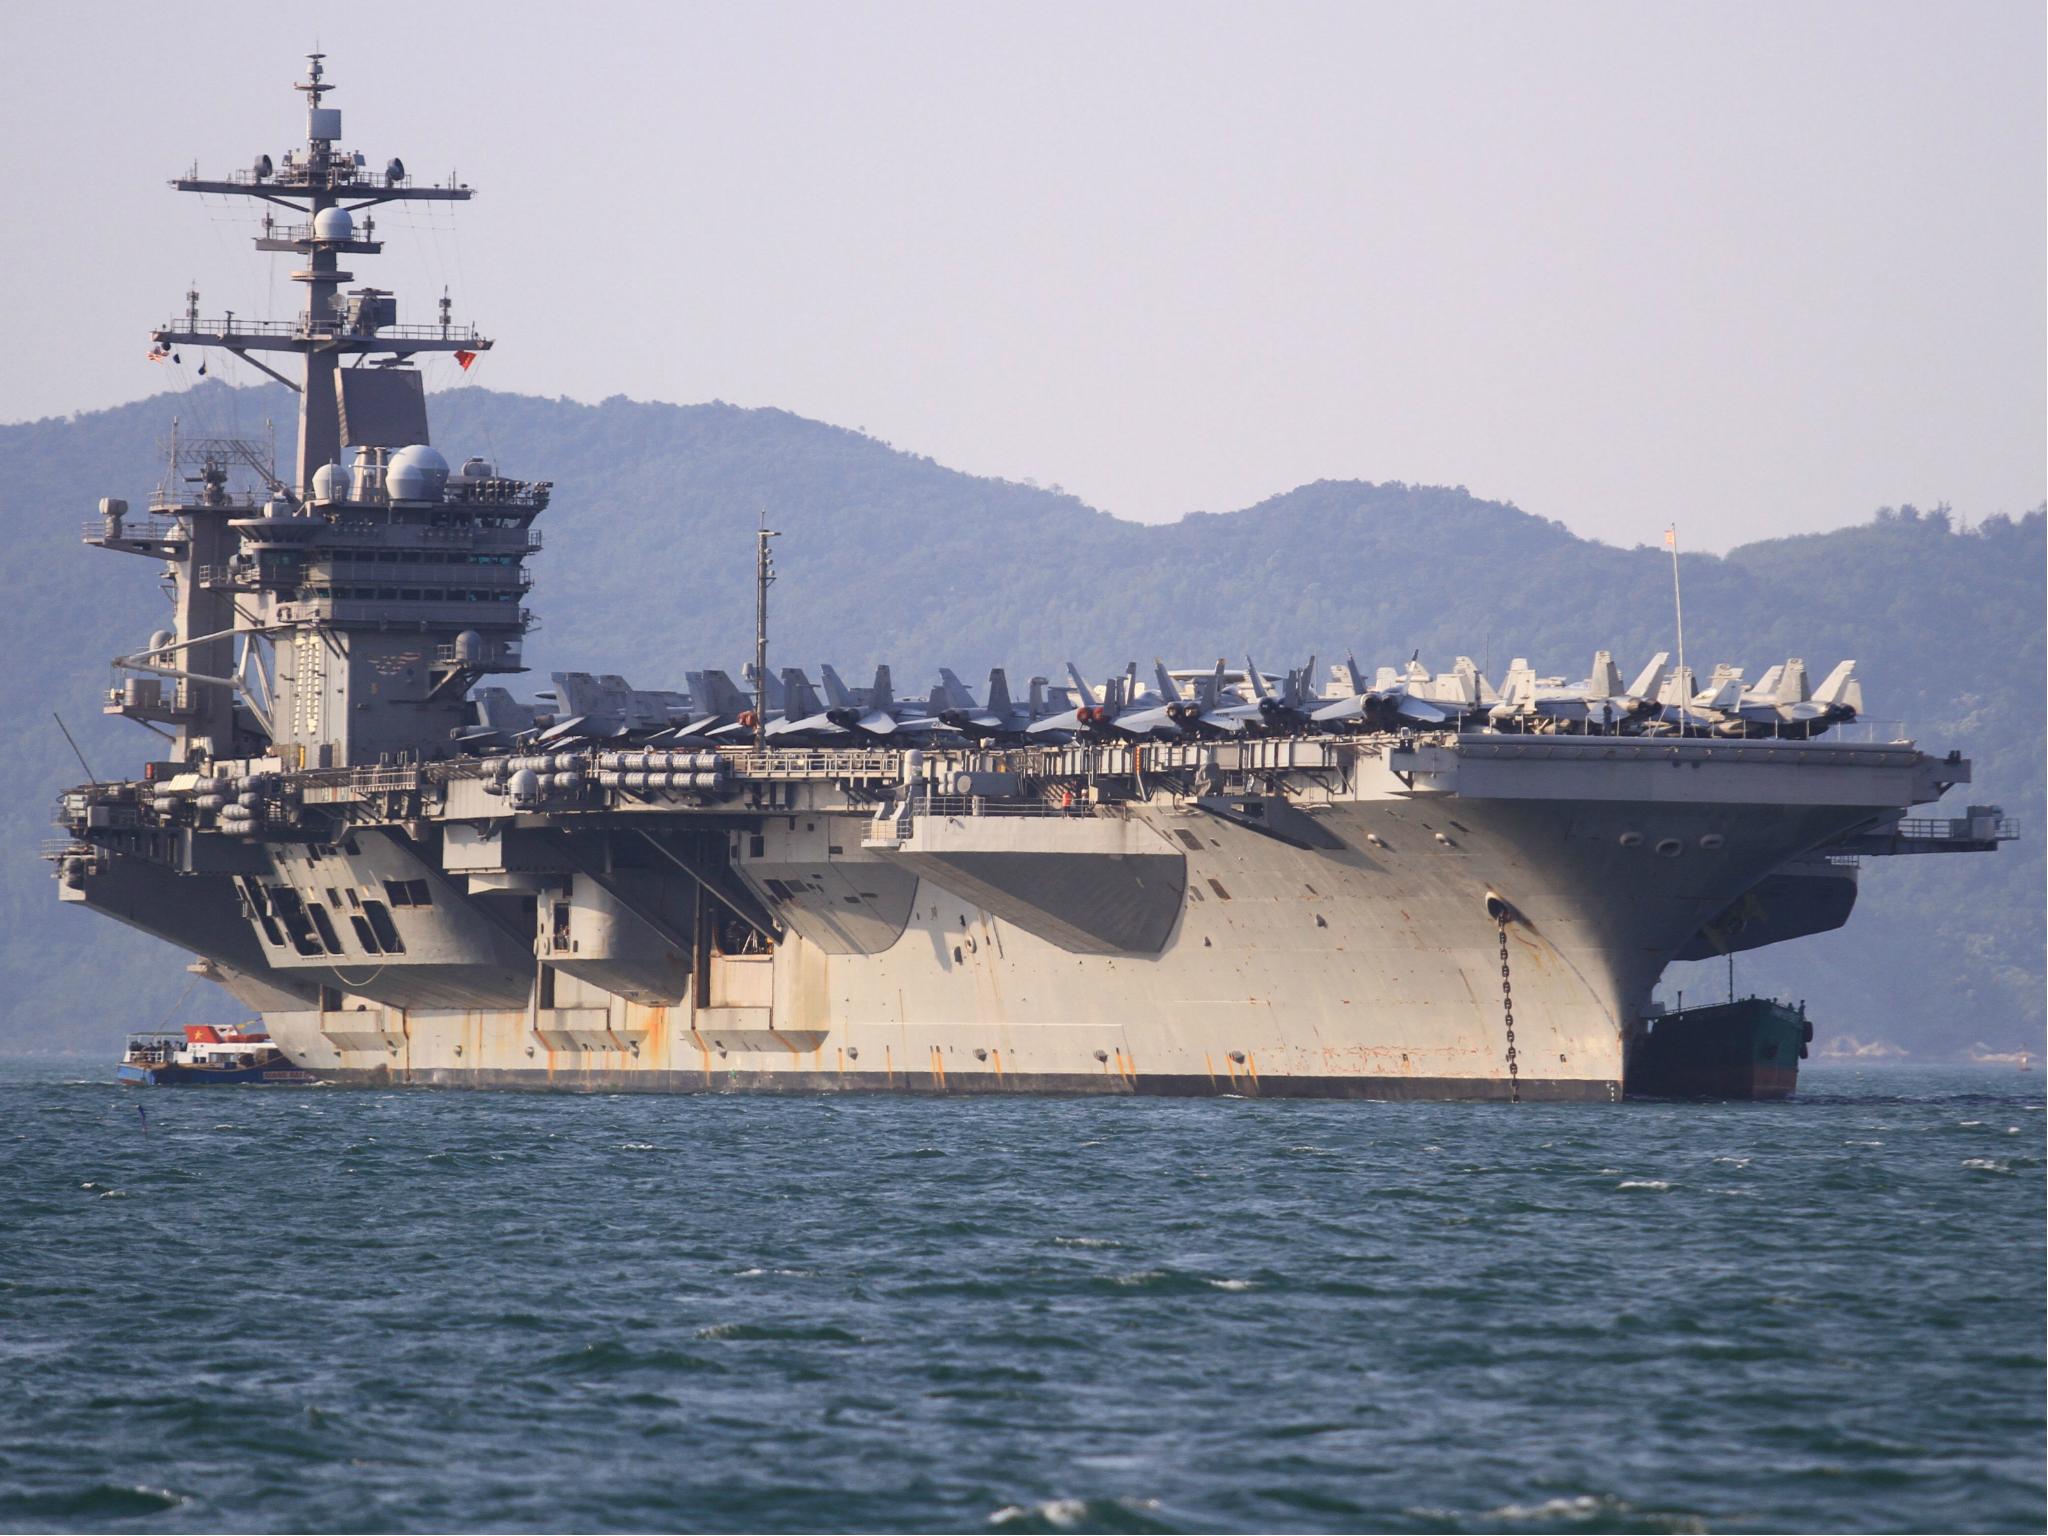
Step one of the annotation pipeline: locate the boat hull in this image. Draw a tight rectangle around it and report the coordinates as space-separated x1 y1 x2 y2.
116 1062 316 1086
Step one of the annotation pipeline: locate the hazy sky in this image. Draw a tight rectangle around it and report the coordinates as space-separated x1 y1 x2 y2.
4 1 2040 550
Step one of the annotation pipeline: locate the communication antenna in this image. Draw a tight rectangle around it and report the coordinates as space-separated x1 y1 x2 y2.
753 511 780 751
53 713 98 786
1666 525 1686 736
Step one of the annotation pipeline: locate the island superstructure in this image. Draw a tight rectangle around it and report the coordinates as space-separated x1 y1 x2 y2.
51 58 2015 1099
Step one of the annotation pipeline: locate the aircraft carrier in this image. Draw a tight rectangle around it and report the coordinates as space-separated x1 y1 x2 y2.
50 59 2017 1100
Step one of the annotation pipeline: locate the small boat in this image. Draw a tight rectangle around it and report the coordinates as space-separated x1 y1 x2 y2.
1627 997 1812 1100
118 1024 315 1086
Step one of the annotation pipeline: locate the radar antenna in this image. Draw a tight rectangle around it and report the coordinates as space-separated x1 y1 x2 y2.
154 52 491 492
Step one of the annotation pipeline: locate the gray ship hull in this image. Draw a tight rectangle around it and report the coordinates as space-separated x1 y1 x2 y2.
65 735 1963 1101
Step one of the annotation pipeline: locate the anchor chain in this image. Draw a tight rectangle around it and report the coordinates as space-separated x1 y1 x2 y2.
1497 916 1520 1103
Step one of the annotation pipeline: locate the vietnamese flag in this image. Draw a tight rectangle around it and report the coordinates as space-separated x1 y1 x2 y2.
454 350 477 371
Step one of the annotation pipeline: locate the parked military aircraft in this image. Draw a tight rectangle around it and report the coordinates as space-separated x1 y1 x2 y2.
764 667 853 745
665 669 757 741
1489 651 1671 732
1112 660 1251 738
936 668 1046 740
1241 654 1320 732
1723 659 1862 738
1029 663 1159 739
455 685 539 747
528 672 692 743
817 664 952 740
1313 655 1465 731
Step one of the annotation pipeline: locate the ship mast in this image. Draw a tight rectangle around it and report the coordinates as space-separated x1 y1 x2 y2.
89 56 541 772
753 512 779 751
153 53 490 492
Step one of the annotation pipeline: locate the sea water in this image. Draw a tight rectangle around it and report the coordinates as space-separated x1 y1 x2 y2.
0 1059 2040 1533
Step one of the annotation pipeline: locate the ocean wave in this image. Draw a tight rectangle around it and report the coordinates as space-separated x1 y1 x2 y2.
0 1483 186 1520
987 1496 1171 1532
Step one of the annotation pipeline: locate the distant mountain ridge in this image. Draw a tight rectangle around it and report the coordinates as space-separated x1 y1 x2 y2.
2 383 2039 1055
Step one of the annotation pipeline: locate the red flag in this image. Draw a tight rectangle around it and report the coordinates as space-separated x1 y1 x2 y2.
453 350 477 371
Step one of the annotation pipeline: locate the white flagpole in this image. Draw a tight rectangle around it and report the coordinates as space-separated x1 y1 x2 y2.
1667 525 1686 736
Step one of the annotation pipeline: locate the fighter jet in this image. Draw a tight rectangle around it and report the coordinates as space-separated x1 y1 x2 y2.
1313 656 1460 731
1239 654 1320 733
765 667 853 745
1645 663 1744 735
936 668 1044 741
529 672 692 743
815 664 953 740
1722 659 1862 738
453 685 540 748
1028 663 1159 739
665 668 758 741
1487 651 1662 732
1116 660 1252 738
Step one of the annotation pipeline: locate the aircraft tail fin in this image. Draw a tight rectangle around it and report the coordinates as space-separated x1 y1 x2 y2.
1245 655 1273 702
1626 651 1671 701
700 669 751 716
781 667 822 718
1587 650 1622 699
1774 658 1809 706
1342 654 1368 696
870 664 894 710
1292 653 1316 707
1155 659 1182 704
1698 666 1745 711
986 668 1011 716
819 664 853 709
1813 659 1861 713
938 668 976 712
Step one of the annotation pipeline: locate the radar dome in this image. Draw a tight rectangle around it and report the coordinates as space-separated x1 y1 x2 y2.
459 456 496 481
453 630 486 664
310 461 344 502
386 444 449 502
312 206 354 242
149 629 176 655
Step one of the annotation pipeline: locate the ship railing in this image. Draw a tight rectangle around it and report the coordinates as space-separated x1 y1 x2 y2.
350 766 424 795
82 516 183 543
719 747 907 780
1814 718 1909 744
148 489 266 514
447 482 551 511
912 794 1084 819
1891 814 2020 842
203 165 432 192
194 564 258 589
155 317 488 344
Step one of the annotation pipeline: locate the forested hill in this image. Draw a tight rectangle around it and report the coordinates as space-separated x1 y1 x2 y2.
2 383 2040 1056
